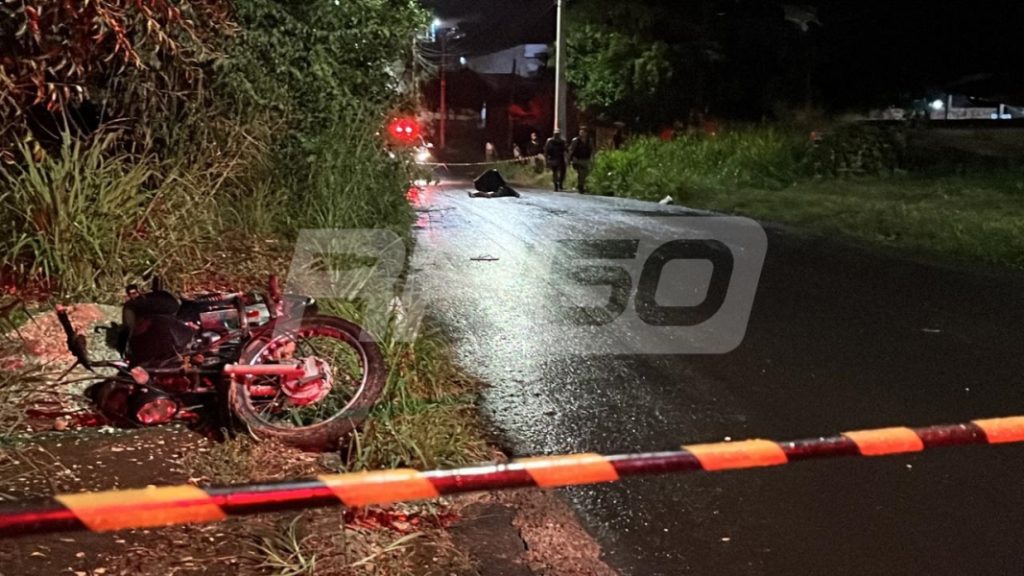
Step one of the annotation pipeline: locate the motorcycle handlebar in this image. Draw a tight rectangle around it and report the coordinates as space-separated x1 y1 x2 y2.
269 275 282 303
55 305 75 335
55 305 92 370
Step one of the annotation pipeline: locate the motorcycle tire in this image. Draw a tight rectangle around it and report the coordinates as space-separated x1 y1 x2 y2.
229 314 386 451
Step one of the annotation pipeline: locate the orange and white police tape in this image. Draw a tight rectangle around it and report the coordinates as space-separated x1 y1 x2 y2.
1 416 1022 537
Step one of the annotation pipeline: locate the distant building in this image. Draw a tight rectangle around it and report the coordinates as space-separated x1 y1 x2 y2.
924 94 1021 120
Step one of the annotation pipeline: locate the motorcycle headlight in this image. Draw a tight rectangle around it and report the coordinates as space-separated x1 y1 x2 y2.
132 391 178 425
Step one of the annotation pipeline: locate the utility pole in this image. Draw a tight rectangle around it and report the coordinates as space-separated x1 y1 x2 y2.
508 58 518 153
440 32 448 150
411 37 418 105
554 0 568 136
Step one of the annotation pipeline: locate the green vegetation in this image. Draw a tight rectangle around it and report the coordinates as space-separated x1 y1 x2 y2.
218 0 424 237
342 325 488 471
565 0 821 126
1 132 224 297
1 0 425 298
489 160 553 189
2 2 490 572
591 128 1024 270
592 129 806 197
682 175 1024 270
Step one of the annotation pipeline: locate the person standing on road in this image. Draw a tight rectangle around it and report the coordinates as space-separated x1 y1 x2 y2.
568 126 594 194
544 130 567 191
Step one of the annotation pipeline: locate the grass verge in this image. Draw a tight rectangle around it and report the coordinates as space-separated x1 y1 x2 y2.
590 130 1024 271
679 174 1024 270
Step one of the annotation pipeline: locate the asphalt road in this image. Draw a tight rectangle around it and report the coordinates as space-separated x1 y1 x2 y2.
408 183 1024 576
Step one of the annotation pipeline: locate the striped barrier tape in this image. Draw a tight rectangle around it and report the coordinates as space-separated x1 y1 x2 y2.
418 156 542 168
1 416 1022 538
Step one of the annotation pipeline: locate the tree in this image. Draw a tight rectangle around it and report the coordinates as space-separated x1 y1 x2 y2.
565 0 804 126
565 0 704 128
0 0 230 160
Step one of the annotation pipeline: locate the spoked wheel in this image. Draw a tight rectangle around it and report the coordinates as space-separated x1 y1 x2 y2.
229 315 386 451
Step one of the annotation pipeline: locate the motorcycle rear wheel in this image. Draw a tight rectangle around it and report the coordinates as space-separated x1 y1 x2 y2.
229 315 386 451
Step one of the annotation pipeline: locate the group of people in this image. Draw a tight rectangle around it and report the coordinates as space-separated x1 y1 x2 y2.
530 127 593 193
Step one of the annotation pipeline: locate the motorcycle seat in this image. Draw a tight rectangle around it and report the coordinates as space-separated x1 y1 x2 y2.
125 290 181 318
121 290 193 368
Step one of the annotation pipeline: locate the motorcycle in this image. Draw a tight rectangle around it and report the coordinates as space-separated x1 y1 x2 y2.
55 276 386 451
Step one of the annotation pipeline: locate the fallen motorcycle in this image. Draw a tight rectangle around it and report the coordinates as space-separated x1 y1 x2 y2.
56 276 385 451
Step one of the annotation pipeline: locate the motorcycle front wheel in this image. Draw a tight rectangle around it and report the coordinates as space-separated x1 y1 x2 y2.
229 315 386 451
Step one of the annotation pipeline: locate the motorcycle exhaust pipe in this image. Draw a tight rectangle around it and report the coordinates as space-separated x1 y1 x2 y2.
224 364 306 379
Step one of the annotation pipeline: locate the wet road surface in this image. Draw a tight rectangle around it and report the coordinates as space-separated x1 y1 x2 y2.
408 184 1024 576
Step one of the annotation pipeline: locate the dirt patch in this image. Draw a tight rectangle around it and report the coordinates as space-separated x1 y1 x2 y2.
451 491 618 576
0 427 270 576
13 304 115 364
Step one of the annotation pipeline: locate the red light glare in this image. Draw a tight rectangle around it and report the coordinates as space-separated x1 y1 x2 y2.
388 118 420 142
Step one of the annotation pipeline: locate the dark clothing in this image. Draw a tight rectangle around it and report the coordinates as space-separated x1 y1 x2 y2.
526 138 544 157
572 162 590 193
544 137 567 165
550 163 566 191
568 136 594 193
568 136 593 163
544 137 568 191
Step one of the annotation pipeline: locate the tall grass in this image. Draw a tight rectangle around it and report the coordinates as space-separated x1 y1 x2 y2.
591 128 807 200
314 299 487 472
0 131 225 298
283 113 413 235
0 132 154 295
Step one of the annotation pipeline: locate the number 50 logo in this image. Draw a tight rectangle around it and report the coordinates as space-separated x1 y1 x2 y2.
544 216 767 355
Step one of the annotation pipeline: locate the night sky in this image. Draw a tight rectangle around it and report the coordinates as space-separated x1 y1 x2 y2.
420 0 1024 110
419 0 555 53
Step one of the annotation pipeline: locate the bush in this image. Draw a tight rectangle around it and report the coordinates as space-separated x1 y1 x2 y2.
806 123 905 178
0 0 427 296
0 0 231 159
591 128 806 200
216 0 427 235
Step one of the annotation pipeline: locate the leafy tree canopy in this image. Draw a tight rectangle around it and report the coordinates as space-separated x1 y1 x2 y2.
566 0 804 128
